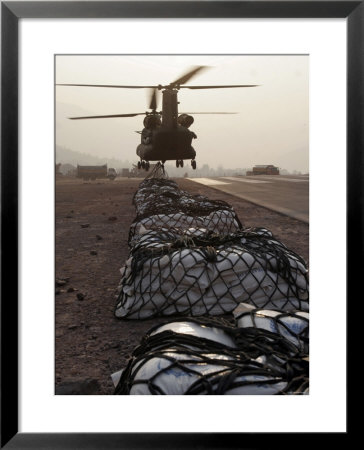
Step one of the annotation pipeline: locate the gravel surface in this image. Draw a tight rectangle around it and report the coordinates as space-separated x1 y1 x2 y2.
55 176 309 395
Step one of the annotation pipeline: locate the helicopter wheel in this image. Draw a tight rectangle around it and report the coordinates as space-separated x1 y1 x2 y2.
176 160 179 168
180 160 184 168
141 160 146 169
145 162 150 171
137 161 141 170
191 160 197 170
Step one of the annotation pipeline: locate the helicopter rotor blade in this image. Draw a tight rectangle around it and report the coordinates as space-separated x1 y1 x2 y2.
171 66 209 86
179 112 238 114
57 83 158 89
57 81 258 91
69 113 146 120
180 84 259 89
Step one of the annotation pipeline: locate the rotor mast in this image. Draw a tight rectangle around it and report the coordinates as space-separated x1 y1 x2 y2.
162 87 179 128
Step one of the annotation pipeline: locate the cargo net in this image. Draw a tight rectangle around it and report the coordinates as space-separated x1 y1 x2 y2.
115 227 309 319
129 209 242 242
113 314 309 395
233 302 309 354
143 161 169 181
129 173 242 241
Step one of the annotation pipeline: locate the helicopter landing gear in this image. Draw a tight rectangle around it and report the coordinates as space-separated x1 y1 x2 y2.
139 160 150 171
176 159 184 168
191 160 197 170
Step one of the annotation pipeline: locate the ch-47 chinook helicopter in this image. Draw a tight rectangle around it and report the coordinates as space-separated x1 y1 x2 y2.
57 66 258 170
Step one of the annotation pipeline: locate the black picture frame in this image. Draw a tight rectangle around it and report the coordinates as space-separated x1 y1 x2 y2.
1 1 356 448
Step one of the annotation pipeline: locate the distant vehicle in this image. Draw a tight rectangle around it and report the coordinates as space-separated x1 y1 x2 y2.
247 165 280 176
107 168 117 180
121 168 130 177
77 164 116 181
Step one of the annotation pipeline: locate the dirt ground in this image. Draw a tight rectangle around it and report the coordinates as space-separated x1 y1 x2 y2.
55 176 309 395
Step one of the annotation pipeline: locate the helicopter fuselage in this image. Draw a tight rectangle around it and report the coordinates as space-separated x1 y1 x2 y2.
136 88 197 163
137 125 196 162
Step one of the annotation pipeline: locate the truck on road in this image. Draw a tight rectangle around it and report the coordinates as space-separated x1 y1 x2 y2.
247 165 280 176
77 165 117 181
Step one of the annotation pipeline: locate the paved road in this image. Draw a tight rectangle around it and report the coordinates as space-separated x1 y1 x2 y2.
187 175 309 223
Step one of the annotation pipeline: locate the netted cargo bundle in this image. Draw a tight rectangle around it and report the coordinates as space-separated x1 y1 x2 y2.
130 163 242 239
134 180 239 219
133 163 177 208
129 208 242 242
113 317 308 395
115 227 309 319
134 193 241 226
133 178 180 215
131 182 242 241
233 302 309 353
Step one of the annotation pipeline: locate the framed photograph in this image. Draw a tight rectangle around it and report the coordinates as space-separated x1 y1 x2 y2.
2 1 356 448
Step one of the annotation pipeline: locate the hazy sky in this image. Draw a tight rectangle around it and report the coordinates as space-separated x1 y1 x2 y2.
56 55 308 172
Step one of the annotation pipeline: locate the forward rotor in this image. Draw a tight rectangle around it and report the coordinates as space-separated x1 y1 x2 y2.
56 65 258 91
58 65 258 120
69 111 237 120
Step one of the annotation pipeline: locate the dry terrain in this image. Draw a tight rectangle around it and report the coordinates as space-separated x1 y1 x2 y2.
55 176 309 395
